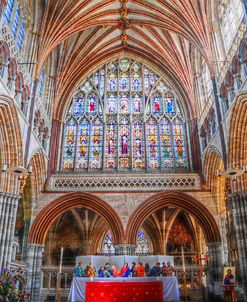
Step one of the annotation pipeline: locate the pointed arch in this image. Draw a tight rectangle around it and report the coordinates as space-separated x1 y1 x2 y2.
126 191 221 244
228 93 247 191
28 192 124 245
0 96 23 193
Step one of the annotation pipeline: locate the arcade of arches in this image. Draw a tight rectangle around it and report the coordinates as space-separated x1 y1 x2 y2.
0 0 246 301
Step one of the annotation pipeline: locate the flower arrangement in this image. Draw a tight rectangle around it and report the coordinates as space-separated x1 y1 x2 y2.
0 269 18 302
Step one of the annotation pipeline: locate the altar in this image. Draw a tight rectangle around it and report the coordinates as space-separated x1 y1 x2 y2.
69 277 180 302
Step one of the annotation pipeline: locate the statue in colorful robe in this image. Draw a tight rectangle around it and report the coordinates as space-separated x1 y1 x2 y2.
88 263 96 277
135 263 145 277
119 263 131 277
130 262 136 277
104 263 113 277
74 262 85 277
166 262 174 276
98 266 105 278
111 265 119 277
150 262 162 277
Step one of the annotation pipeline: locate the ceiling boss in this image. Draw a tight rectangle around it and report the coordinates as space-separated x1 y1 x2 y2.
119 0 130 47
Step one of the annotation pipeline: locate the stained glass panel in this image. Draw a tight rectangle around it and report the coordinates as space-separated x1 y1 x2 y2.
106 93 117 113
90 118 103 169
99 69 105 97
152 92 162 115
105 117 117 169
87 92 98 115
77 119 90 169
132 119 144 168
119 59 130 72
103 231 115 255
173 118 187 168
144 68 149 96
119 77 130 91
146 119 160 169
160 119 173 168
119 117 130 168
132 93 142 113
120 92 130 113
63 118 77 170
165 95 176 114
136 230 150 255
74 94 85 116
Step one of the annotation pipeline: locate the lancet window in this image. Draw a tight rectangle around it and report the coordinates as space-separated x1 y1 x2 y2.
62 58 187 172
102 231 115 255
135 230 150 255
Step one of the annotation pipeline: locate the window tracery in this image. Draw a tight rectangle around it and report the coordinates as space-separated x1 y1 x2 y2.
135 230 150 255
4 0 15 23
62 58 187 172
102 231 115 255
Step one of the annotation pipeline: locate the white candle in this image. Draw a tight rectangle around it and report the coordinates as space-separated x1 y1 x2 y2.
59 247 64 274
181 246 186 273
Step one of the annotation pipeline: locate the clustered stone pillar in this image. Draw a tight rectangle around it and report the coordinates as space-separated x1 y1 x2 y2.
27 243 44 302
0 192 20 268
230 191 247 299
207 241 224 299
21 217 31 261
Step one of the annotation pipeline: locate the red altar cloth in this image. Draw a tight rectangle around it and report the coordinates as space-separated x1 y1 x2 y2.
85 281 163 302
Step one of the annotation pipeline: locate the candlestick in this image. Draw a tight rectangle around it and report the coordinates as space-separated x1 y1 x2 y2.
181 246 186 272
59 247 64 274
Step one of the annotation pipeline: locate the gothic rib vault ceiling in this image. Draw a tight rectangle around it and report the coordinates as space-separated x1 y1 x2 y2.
35 0 214 119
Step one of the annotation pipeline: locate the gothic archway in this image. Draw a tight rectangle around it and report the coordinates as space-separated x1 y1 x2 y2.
28 192 124 245
228 93 247 191
126 191 221 244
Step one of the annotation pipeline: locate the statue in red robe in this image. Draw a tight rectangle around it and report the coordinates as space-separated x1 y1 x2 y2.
119 263 130 277
135 263 145 277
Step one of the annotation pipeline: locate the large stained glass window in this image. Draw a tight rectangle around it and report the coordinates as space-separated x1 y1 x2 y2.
62 58 187 172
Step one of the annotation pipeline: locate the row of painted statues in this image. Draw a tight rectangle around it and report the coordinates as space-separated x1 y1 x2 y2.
75 261 174 278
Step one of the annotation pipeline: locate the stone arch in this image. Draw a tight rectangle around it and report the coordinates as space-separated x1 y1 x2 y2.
126 191 221 244
28 192 124 245
203 146 224 190
203 146 226 215
0 96 23 193
228 93 247 191
23 149 47 218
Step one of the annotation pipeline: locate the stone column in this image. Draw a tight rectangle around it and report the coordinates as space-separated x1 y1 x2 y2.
230 191 247 299
207 241 224 299
21 217 31 261
0 193 20 268
27 243 44 302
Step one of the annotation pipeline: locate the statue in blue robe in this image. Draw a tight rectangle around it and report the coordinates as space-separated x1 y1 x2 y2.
150 263 162 277
75 262 85 277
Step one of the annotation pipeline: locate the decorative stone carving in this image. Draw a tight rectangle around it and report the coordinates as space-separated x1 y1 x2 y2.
48 173 201 192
